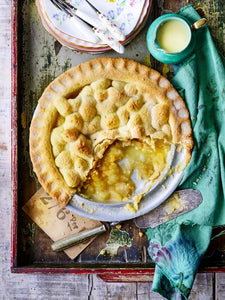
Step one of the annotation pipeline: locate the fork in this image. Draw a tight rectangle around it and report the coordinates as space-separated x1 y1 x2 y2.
50 0 125 53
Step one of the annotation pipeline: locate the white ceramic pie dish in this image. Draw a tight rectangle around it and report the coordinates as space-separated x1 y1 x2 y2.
67 146 185 222
32 104 185 222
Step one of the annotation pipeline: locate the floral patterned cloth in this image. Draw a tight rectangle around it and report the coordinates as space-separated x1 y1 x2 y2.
146 5 225 299
146 223 212 299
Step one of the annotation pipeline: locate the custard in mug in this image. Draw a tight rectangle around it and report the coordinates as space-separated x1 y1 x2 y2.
156 20 189 52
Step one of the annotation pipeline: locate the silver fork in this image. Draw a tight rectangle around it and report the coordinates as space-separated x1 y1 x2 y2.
49 0 125 53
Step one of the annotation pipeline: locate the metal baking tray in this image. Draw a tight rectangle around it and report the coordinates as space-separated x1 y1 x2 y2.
11 0 225 275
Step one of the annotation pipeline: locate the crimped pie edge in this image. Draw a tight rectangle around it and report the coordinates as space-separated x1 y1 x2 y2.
29 57 193 207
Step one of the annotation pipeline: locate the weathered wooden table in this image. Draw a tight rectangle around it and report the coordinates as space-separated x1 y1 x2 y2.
1 0 225 298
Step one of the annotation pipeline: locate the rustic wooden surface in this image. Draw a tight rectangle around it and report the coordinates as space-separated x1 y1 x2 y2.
1 0 225 299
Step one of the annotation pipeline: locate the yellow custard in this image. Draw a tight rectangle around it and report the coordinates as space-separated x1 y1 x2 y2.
80 140 170 204
156 20 189 52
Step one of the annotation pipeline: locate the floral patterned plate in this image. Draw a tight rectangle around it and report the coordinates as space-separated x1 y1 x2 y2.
36 0 152 52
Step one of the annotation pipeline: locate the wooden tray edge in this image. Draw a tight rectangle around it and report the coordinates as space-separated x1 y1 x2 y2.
11 0 18 272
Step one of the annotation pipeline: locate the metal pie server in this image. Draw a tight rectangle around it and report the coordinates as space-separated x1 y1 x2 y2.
134 189 202 228
51 189 202 252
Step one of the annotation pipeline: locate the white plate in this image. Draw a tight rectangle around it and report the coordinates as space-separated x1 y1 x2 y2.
36 0 151 52
43 0 146 39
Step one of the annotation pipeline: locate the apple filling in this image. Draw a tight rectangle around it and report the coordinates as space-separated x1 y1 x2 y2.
80 139 171 204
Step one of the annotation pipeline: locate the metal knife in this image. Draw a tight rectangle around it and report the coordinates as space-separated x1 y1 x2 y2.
51 189 202 252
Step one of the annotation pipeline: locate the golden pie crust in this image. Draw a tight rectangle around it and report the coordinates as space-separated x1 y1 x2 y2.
29 57 193 207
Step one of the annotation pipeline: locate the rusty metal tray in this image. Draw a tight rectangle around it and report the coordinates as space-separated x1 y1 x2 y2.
11 0 225 276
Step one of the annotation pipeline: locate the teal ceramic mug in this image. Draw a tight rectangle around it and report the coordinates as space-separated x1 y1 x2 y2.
146 14 206 64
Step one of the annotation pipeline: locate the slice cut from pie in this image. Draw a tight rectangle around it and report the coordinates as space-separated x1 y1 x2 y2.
79 139 172 205
29 57 193 208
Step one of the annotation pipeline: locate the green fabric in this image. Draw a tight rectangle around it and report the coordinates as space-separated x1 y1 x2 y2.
147 223 212 299
146 5 225 299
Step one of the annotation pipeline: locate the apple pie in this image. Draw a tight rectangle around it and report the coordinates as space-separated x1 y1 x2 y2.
29 57 193 208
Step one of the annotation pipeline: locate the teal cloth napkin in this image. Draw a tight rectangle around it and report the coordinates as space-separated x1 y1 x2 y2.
146 5 225 299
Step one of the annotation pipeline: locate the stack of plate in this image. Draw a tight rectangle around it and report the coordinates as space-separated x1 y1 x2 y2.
36 0 152 52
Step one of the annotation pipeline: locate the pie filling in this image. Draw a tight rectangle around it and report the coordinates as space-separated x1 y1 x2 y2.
79 139 171 204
